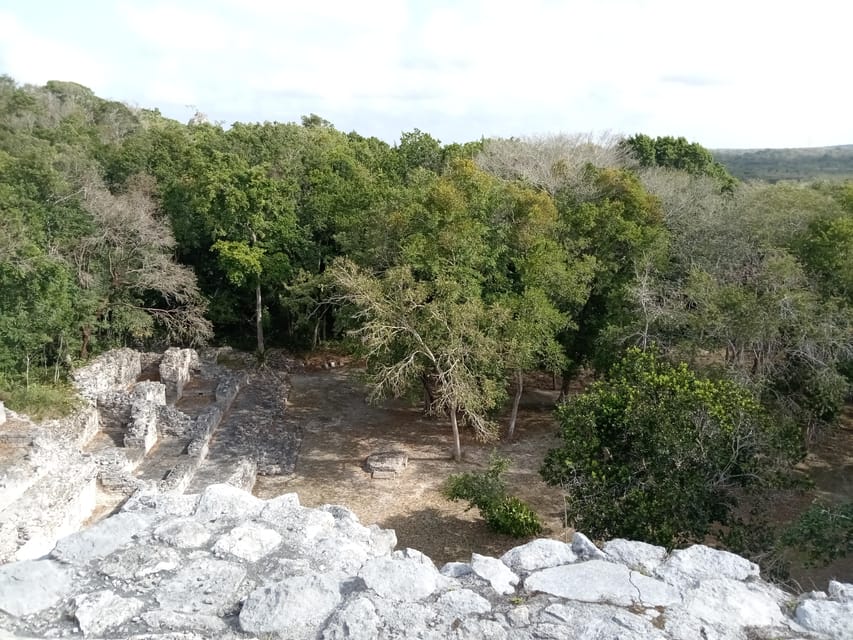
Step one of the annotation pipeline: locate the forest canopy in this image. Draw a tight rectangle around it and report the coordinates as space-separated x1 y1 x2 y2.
1 76 851 566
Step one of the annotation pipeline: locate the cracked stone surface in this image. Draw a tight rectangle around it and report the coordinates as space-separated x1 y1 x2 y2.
2 484 841 639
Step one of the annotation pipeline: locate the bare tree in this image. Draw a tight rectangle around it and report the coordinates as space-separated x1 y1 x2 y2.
330 259 503 460
73 172 212 353
476 132 634 196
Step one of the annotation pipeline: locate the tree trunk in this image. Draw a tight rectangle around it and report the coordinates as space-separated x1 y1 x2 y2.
255 281 265 354
507 370 523 440
80 326 91 359
449 405 462 461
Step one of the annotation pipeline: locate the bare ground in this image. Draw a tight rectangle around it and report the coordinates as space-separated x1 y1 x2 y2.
253 366 570 565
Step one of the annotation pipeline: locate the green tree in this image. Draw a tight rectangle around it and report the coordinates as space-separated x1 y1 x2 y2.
623 134 736 191
331 259 505 460
541 348 786 547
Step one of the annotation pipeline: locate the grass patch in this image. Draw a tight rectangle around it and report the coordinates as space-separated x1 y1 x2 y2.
0 381 80 421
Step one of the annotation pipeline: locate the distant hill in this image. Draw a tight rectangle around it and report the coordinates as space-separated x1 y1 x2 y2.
712 144 853 182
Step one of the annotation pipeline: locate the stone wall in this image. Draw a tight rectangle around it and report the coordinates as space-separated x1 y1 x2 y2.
71 348 142 402
0 484 849 640
159 347 199 402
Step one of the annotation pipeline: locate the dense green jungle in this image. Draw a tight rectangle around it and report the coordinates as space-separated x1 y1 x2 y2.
1 76 851 583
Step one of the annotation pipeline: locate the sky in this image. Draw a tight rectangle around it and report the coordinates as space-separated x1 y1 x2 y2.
0 0 851 149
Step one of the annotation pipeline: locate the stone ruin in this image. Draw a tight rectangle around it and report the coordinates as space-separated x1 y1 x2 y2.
0 349 850 639
0 347 247 564
0 484 849 639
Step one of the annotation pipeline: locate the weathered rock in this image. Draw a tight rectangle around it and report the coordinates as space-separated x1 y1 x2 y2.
828 580 853 602
538 601 667 640
212 522 282 561
435 588 491 618
655 544 759 588
365 450 408 478
159 348 199 402
571 531 606 560
358 551 440 601
51 512 151 565
603 538 667 574
74 590 144 637
0 483 842 640
525 559 680 607
321 595 380 640
153 518 211 549
141 610 228 634
155 558 247 615
0 559 74 616
123 491 200 518
795 598 853 638
239 574 342 636
440 561 473 578
681 578 786 631
99 544 182 579
471 553 519 595
500 538 577 576
193 483 264 522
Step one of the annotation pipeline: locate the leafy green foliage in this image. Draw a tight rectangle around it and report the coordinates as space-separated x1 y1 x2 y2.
444 453 543 537
623 134 736 191
782 501 853 566
541 348 788 547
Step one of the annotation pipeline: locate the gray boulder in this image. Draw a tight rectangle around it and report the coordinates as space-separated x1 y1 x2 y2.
239 574 342 637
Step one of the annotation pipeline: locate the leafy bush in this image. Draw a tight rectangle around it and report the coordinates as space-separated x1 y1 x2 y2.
484 496 543 538
782 501 853 566
541 348 787 547
444 453 542 537
0 379 79 420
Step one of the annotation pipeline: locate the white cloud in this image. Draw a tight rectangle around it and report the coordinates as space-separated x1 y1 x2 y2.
1 0 852 147
0 11 111 91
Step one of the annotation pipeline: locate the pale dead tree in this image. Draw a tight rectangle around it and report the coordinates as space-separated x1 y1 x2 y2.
330 259 502 461
476 132 634 197
73 172 212 353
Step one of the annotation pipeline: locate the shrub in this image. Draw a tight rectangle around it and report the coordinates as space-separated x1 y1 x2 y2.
782 501 853 566
444 452 542 537
541 347 787 547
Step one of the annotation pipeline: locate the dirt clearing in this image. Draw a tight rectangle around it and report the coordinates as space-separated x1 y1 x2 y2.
253 366 569 565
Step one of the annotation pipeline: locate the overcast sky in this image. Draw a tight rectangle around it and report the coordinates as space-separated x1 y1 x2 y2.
1 0 850 149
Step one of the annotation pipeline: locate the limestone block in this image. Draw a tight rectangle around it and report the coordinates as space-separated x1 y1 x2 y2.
239 574 342 636
655 544 760 589
156 558 246 615
795 598 853 638
471 553 519 595
99 544 182 579
153 517 211 549
358 552 441 601
159 348 199 402
500 538 577 576
365 450 408 478
51 512 152 565
0 559 74 616
571 531 606 560
603 538 668 574
525 559 680 607
74 590 144 637
193 483 264 522
435 589 492 618
212 522 282 562
683 578 785 628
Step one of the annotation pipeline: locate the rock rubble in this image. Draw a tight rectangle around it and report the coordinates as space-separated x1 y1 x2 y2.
0 483 848 640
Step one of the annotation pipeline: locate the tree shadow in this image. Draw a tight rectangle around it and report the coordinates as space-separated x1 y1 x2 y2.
380 507 534 567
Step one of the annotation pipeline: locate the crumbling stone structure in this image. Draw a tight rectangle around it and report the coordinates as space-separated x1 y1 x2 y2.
0 484 849 639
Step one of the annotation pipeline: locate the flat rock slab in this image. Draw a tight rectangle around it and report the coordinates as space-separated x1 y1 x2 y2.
365 450 408 478
525 559 681 607
0 559 74 616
